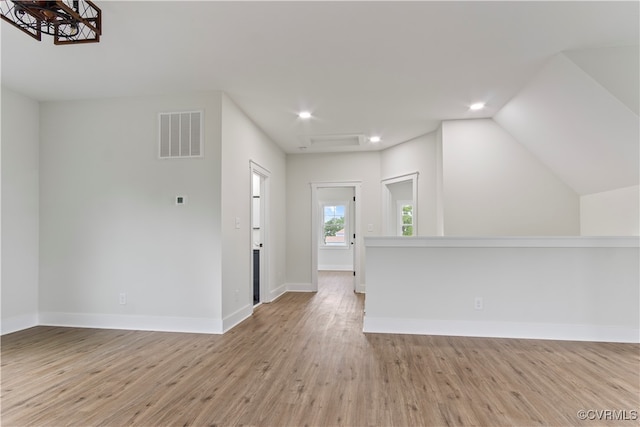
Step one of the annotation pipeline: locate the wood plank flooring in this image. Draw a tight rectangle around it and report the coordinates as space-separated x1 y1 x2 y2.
2 271 639 426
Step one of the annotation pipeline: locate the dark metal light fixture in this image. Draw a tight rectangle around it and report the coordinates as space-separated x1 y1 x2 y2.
0 0 101 44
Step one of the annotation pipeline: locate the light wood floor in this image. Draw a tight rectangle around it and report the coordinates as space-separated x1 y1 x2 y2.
2 271 639 426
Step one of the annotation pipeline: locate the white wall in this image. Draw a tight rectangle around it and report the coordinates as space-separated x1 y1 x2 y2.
317 187 353 271
1 87 40 334
221 94 287 328
385 180 412 235
286 152 381 289
387 181 412 201
380 132 439 235
581 185 639 236
442 119 580 235
494 53 639 195
364 237 639 343
38 92 224 333
564 46 639 116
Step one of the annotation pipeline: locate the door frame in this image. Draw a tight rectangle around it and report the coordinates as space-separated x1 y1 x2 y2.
250 161 270 305
381 172 418 236
311 181 362 292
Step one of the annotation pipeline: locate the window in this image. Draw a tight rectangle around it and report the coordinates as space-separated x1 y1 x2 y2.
323 204 347 246
398 202 414 236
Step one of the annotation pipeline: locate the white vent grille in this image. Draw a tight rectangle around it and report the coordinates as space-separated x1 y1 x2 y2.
159 111 203 158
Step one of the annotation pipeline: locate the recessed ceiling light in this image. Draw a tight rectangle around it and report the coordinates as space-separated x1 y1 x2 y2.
298 111 312 119
469 102 485 111
369 136 382 143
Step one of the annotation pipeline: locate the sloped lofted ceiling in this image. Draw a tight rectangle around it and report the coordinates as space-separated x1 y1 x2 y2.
1 1 638 159
564 46 639 116
494 49 639 196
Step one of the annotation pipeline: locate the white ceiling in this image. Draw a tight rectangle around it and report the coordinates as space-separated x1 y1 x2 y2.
564 46 639 116
494 52 639 195
1 1 638 154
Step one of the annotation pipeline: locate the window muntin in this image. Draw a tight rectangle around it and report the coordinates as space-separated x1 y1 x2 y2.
398 202 414 236
322 204 348 246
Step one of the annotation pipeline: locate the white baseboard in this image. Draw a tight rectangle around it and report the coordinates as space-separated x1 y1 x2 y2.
356 283 366 294
285 282 363 293
1 313 39 335
286 283 314 292
362 317 640 344
268 284 287 302
222 304 253 333
318 265 353 271
39 312 223 334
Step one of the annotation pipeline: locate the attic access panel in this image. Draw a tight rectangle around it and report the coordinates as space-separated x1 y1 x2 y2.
301 134 366 150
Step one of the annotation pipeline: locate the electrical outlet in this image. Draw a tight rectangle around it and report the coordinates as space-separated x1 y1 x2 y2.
474 297 483 310
119 292 127 305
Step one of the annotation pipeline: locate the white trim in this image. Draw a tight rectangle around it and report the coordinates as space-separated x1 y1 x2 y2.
381 172 418 236
319 200 350 248
39 312 223 334
311 182 362 293
435 126 444 236
356 283 366 294
362 317 640 343
250 161 271 305
364 236 640 248
396 200 414 236
318 264 353 271
223 304 253 333
1 313 39 335
268 284 287 302
286 283 314 292
319 245 351 251
381 172 420 185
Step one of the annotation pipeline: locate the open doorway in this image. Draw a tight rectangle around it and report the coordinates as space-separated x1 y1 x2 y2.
310 182 362 293
250 161 270 306
382 173 418 236
317 187 354 276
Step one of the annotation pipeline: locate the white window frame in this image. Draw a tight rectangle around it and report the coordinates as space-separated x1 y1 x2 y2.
320 201 349 249
397 200 414 236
